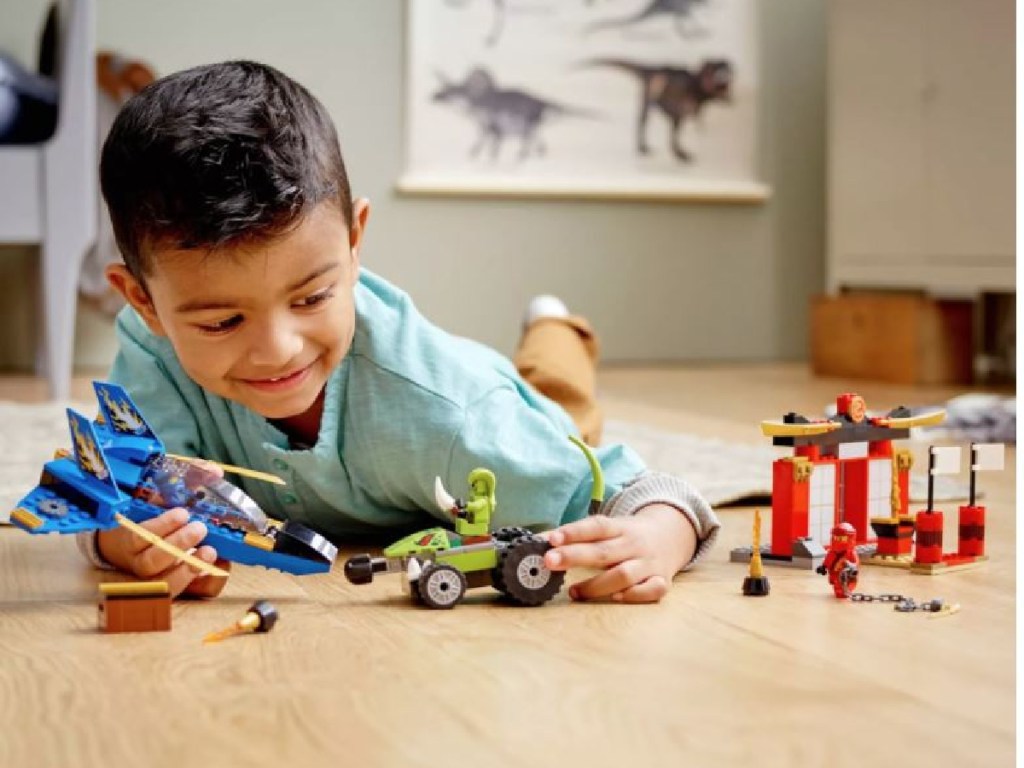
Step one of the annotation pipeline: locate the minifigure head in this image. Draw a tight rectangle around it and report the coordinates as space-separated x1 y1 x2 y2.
101 61 368 422
836 393 867 423
468 469 496 501
829 522 857 548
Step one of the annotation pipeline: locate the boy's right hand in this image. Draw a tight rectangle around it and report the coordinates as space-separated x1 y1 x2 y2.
97 507 231 598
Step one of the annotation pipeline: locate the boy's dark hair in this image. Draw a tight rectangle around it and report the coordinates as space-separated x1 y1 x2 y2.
100 60 353 280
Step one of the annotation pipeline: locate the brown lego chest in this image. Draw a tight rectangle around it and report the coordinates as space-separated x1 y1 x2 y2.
97 581 172 633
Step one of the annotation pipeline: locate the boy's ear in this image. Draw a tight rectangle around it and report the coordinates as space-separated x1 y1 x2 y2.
349 198 371 273
105 264 167 336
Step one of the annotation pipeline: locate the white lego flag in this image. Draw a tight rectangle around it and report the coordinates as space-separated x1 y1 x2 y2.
972 443 1005 472
930 446 961 475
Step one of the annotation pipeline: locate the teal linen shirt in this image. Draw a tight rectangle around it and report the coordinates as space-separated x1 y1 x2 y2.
109 269 648 541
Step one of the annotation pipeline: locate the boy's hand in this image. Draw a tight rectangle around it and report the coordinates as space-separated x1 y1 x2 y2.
97 508 231 598
541 504 698 604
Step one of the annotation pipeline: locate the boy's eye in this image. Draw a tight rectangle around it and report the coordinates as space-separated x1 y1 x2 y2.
294 288 335 308
196 315 243 333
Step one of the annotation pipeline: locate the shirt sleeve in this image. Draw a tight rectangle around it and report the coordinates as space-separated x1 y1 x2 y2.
442 386 630 530
75 530 115 570
602 471 721 571
446 385 719 570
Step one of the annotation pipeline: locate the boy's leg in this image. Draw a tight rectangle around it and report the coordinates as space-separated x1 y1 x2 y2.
515 315 604 445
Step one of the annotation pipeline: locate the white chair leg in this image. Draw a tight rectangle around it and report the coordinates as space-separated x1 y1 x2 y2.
38 0 97 401
40 236 83 402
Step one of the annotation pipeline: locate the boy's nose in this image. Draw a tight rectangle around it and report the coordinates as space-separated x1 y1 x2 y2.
247 322 303 367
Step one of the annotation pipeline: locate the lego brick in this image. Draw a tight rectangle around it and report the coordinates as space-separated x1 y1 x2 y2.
98 581 170 597
839 458 871 544
913 510 945 564
958 505 986 557
730 539 826 571
98 581 172 633
863 554 913 569
811 292 973 385
770 458 810 557
910 556 987 575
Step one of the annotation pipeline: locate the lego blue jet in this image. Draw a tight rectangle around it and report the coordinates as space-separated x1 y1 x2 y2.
9 382 336 576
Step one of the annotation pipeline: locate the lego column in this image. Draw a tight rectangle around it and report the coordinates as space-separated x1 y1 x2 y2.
770 456 811 558
913 510 944 565
957 443 1005 557
958 505 985 557
912 446 962 567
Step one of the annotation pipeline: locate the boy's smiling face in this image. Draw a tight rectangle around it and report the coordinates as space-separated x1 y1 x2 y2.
108 201 369 422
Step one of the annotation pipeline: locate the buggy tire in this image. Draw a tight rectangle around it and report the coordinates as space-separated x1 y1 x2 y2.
417 563 467 609
493 536 564 606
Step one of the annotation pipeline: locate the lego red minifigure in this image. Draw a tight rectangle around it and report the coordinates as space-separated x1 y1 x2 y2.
817 522 860 598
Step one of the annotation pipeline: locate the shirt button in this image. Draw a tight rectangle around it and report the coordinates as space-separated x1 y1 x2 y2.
272 458 289 472
282 492 298 505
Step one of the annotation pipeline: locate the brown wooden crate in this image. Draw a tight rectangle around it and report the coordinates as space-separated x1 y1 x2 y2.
810 293 973 385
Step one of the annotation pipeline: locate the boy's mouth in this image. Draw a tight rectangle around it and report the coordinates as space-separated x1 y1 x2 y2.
241 364 313 393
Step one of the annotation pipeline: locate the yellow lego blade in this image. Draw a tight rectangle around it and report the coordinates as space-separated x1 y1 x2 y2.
875 409 946 429
760 420 840 438
167 454 286 486
114 513 228 578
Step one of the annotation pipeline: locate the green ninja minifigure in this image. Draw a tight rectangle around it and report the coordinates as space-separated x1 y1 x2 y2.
454 468 496 537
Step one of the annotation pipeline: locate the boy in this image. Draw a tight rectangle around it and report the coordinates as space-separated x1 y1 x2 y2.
82 61 719 603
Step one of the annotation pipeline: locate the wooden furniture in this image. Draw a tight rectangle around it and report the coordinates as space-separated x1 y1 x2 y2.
0 366 1014 766
0 0 96 401
810 292 974 385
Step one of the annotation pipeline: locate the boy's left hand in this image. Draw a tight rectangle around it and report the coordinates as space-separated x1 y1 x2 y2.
541 504 698 604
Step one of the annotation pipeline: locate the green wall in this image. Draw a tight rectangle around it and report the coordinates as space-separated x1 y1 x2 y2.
0 0 826 370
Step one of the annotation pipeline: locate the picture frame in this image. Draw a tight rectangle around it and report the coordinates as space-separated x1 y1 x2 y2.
397 0 770 203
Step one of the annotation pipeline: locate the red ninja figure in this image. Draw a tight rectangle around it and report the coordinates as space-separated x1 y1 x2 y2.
817 522 860 598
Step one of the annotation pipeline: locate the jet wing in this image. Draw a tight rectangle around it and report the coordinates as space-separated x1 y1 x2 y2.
94 381 161 441
10 485 116 535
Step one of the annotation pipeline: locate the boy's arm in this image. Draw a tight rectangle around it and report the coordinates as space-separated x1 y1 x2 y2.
599 470 720 570
445 387 720 584
537 471 720 604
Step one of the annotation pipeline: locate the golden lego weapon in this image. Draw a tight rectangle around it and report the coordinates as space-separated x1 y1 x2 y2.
167 454 286 486
872 409 946 429
760 420 840 438
203 600 279 644
742 509 770 597
114 513 228 578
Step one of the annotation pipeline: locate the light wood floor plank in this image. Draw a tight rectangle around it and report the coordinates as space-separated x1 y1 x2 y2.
0 366 1014 767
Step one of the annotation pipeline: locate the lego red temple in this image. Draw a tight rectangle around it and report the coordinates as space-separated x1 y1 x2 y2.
730 393 945 569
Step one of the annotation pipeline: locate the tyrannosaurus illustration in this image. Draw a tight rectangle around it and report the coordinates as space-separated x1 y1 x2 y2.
585 58 733 161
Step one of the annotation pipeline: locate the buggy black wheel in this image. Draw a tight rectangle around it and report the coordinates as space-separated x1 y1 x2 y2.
492 526 533 544
493 536 564 606
417 563 467 609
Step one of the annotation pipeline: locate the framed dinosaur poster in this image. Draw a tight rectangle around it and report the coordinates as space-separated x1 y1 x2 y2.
397 0 769 202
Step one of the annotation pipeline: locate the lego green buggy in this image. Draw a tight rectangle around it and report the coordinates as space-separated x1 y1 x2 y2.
343 436 603 609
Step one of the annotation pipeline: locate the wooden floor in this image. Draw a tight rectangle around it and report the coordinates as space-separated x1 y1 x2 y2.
0 365 1015 767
